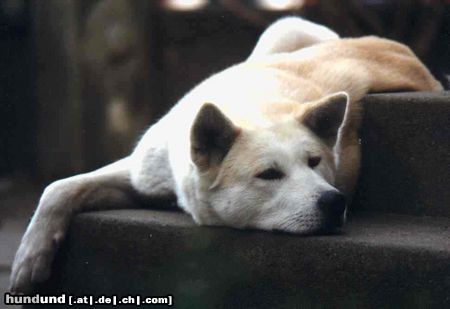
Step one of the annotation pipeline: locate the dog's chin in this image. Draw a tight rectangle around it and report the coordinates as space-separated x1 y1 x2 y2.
272 216 346 236
272 226 344 236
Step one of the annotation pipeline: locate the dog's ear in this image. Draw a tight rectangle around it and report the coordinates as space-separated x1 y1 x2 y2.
191 103 240 171
299 92 349 146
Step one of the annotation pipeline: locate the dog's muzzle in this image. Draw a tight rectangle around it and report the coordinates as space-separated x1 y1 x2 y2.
317 190 347 231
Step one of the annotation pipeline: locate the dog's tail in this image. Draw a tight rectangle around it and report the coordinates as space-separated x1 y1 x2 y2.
248 16 339 60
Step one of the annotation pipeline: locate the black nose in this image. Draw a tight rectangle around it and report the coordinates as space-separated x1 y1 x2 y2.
317 191 346 217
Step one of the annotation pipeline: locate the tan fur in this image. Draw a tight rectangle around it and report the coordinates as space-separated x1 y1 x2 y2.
190 36 441 130
189 36 441 196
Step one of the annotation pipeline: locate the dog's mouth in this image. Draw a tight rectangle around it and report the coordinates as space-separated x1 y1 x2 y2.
272 213 346 236
272 225 344 236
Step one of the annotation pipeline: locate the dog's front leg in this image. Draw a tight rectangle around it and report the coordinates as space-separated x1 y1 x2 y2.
9 157 145 293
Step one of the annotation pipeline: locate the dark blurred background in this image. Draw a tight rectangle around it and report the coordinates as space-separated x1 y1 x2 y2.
0 0 449 184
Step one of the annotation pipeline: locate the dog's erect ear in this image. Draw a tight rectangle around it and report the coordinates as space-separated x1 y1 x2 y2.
191 103 240 170
299 92 349 146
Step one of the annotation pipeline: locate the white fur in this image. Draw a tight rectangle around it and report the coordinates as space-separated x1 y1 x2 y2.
10 17 362 293
249 16 339 59
201 123 338 233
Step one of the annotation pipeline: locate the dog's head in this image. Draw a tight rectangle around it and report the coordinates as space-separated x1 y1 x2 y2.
189 92 350 234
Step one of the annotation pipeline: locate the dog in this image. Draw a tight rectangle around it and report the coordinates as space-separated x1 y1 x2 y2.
10 17 442 293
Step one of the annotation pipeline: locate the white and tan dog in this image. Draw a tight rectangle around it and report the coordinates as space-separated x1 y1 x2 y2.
11 17 442 293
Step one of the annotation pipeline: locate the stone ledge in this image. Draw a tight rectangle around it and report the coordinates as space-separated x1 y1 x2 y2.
25 91 450 308
32 209 450 308
356 91 450 216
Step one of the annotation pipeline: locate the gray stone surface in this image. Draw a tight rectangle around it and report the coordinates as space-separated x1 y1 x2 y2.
30 209 450 309
0 179 40 305
355 91 450 216
1 271 20 309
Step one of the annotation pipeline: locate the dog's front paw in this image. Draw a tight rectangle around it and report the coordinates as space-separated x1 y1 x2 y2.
9 224 63 294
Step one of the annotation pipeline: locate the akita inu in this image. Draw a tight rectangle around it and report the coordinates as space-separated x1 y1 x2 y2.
11 17 442 293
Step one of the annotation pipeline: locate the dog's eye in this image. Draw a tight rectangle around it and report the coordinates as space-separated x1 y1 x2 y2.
255 168 284 181
308 156 321 168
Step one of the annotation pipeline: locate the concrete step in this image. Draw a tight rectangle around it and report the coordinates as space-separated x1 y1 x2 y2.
31 209 450 308
356 91 450 217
